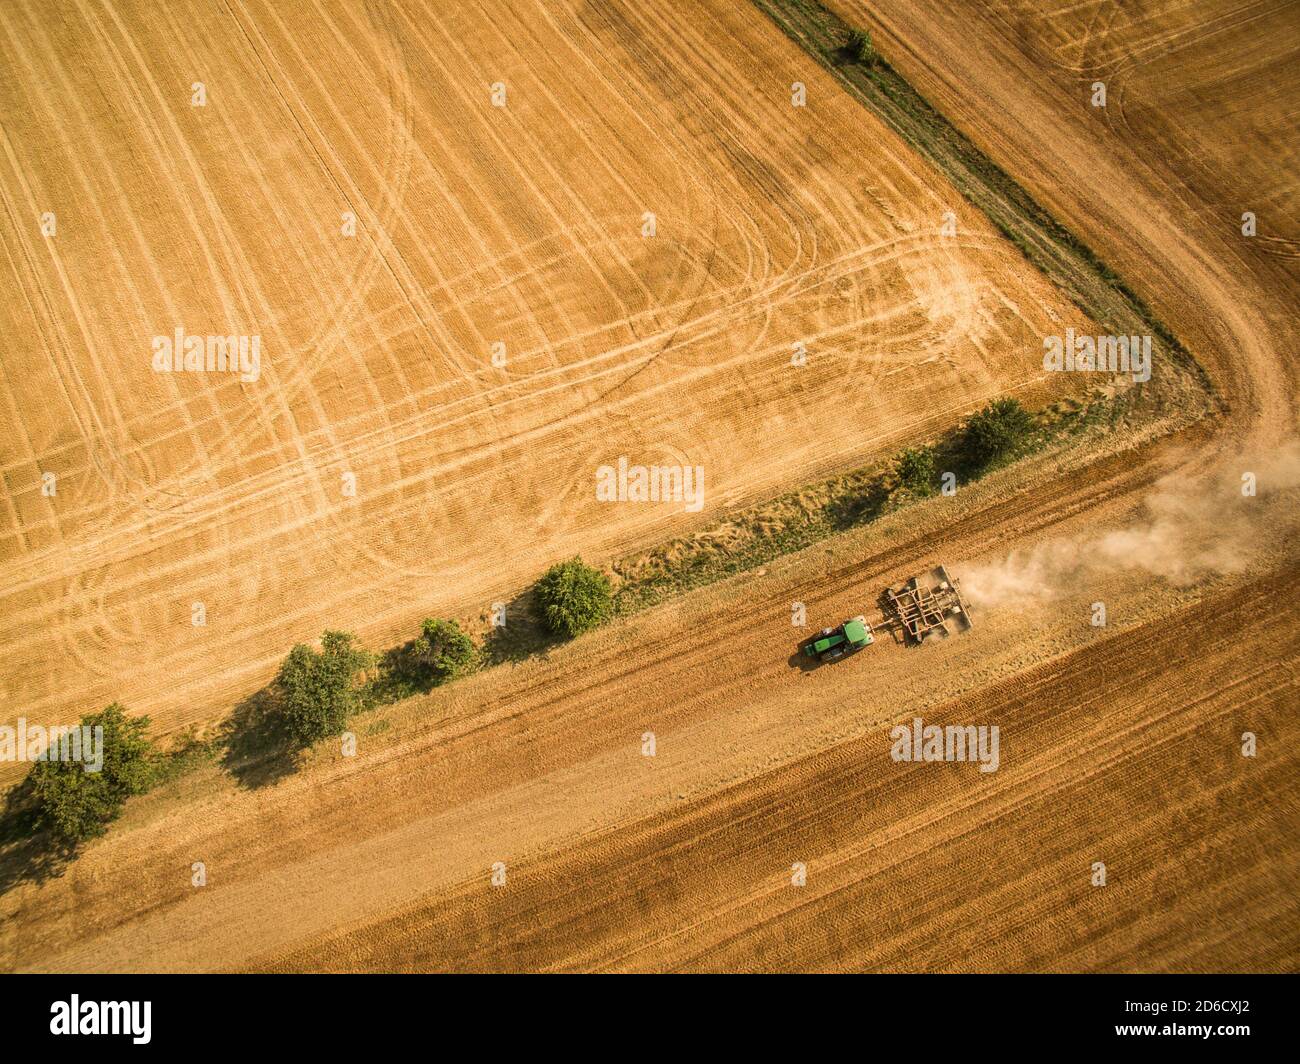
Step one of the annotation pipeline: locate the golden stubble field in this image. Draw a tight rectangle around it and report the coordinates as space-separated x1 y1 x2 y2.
1 0 1296 974
832 0 1300 433
979 0 1300 260
0 0 1091 751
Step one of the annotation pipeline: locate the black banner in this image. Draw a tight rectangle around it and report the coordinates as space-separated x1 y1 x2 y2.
1 973 1291 1051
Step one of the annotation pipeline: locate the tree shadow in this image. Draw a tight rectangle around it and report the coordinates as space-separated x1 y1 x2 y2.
481 587 564 665
0 777 77 894
829 44 859 66
824 478 889 532
934 431 983 483
219 688 301 790
368 638 437 704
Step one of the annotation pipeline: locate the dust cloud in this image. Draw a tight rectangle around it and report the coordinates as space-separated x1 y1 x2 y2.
963 443 1300 608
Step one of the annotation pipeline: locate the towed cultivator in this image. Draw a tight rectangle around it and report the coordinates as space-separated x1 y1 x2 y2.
801 564 973 663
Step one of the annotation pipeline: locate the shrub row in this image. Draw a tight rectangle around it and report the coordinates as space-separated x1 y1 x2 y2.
15 560 613 845
14 397 1031 846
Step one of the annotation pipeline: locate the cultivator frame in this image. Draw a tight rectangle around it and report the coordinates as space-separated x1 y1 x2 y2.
884 565 973 643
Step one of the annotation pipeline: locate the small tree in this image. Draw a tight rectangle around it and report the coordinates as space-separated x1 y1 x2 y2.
847 28 877 65
535 558 612 639
27 703 155 844
963 397 1034 470
418 618 477 683
895 446 937 496
274 630 372 745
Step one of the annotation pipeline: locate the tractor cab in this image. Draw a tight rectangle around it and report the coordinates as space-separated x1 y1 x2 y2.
805 616 873 662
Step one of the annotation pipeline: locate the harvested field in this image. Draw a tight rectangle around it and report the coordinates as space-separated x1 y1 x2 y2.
265 568 1300 974
3 432 1296 971
982 0 1300 258
1 0 1296 978
0 0 1096 749
828 0 1300 437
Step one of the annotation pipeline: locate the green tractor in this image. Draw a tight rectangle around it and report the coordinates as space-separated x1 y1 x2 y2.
803 616 874 663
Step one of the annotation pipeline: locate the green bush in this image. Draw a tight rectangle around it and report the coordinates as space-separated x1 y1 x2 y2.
846 28 877 65
274 630 372 745
27 703 155 844
534 558 612 639
895 446 937 496
962 397 1034 470
417 618 477 683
